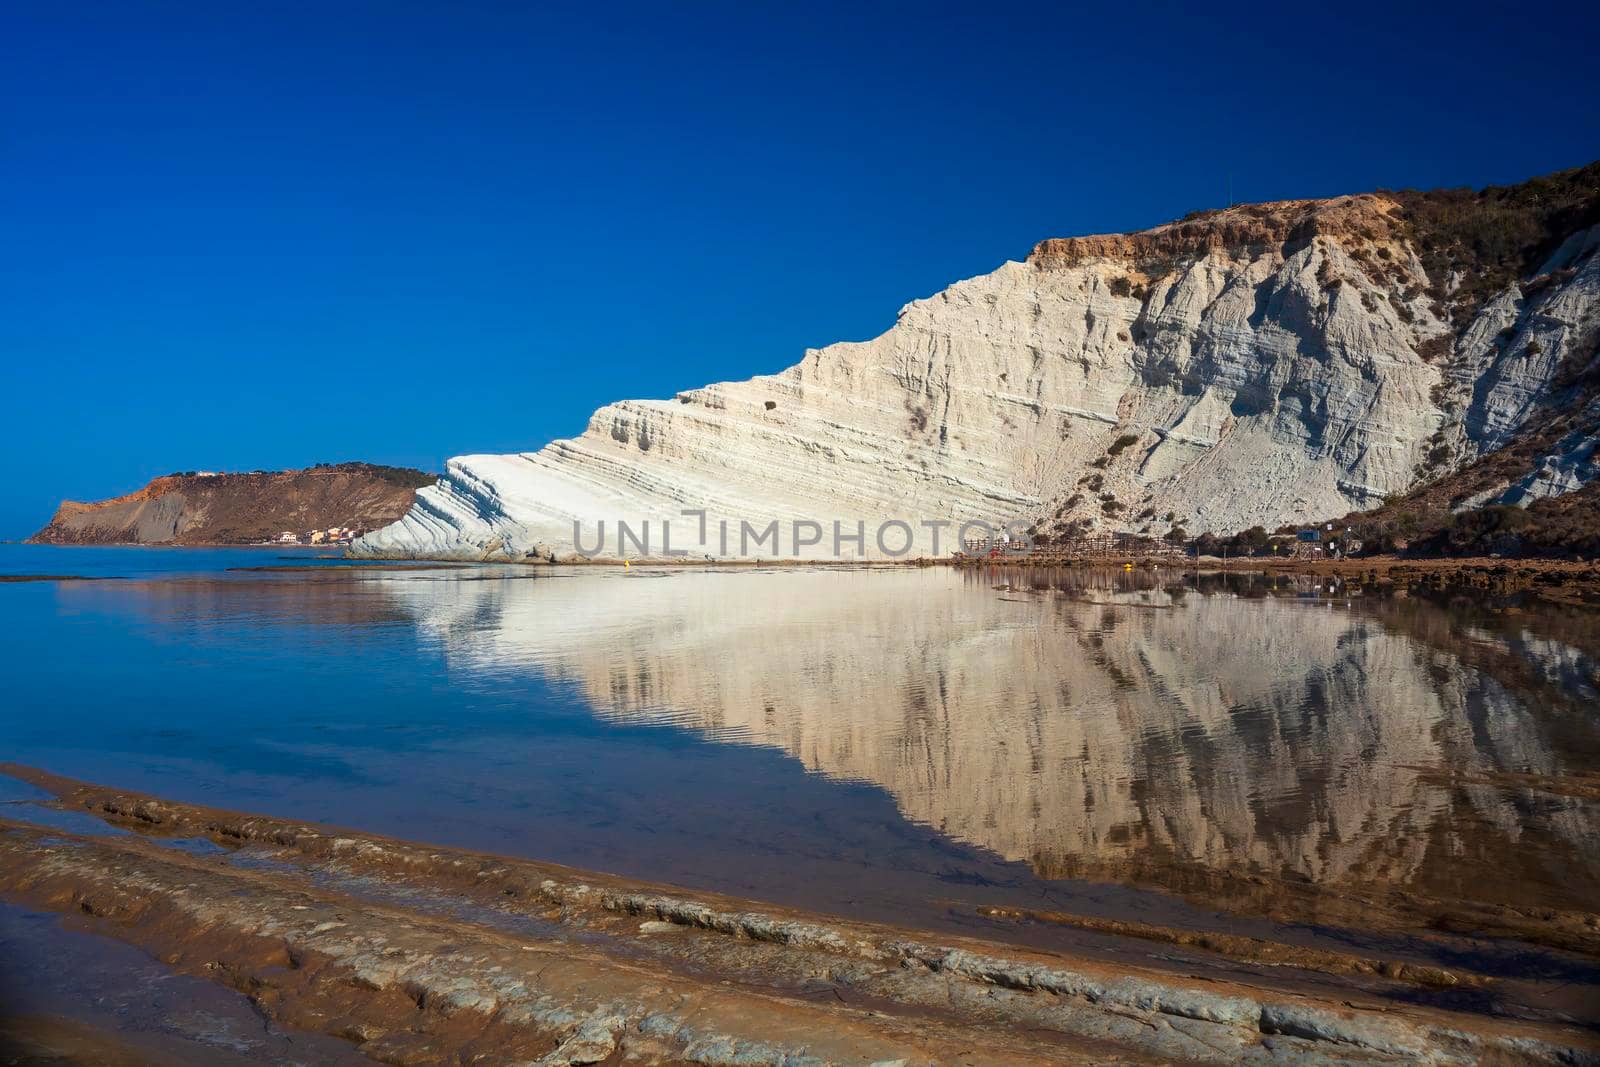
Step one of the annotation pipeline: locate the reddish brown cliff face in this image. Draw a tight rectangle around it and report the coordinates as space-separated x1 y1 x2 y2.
29 462 435 545
1028 194 1404 270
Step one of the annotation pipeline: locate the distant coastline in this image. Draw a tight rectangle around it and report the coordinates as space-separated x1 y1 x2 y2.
28 462 434 548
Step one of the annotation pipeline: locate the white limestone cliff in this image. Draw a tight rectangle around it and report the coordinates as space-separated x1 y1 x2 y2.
356 196 1600 560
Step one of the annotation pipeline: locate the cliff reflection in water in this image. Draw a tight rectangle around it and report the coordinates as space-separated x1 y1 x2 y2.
385 566 1600 916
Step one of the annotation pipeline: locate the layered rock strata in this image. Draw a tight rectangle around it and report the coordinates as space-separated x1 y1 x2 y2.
356 166 1600 560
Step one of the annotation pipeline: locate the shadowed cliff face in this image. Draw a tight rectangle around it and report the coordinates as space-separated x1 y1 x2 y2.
380 568 1600 919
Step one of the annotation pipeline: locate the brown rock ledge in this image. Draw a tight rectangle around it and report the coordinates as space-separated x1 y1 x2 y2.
1 767 1596 1066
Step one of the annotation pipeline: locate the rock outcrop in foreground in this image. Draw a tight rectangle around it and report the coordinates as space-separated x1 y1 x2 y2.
356 163 1600 561
31 462 435 545
4 766 1594 1065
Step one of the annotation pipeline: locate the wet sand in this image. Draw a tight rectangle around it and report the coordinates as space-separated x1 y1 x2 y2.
1 767 1596 1065
0 900 367 1066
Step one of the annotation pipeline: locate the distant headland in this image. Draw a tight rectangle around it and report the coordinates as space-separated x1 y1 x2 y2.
28 462 436 547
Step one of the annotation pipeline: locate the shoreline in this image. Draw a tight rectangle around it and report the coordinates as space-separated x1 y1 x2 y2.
1 765 1595 1065
9 541 1600 607
14 539 1599 571
348 550 1600 606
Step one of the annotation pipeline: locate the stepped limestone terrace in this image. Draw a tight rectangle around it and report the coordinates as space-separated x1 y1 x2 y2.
355 184 1600 561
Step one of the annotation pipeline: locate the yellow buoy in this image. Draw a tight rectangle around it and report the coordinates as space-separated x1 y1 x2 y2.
624 559 630 569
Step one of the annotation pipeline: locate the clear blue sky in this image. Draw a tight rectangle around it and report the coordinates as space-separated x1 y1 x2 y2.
4 1 1598 537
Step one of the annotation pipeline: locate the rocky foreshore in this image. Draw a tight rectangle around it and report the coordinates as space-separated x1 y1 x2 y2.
1 765 1596 1066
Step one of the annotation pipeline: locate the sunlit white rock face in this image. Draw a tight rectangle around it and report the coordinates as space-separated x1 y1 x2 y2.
355 199 1600 561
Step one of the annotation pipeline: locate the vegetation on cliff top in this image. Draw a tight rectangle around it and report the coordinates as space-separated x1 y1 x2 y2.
1383 160 1600 326
307 462 437 489
164 462 436 489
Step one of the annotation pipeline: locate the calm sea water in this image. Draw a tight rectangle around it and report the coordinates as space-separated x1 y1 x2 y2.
3 545 1597 958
